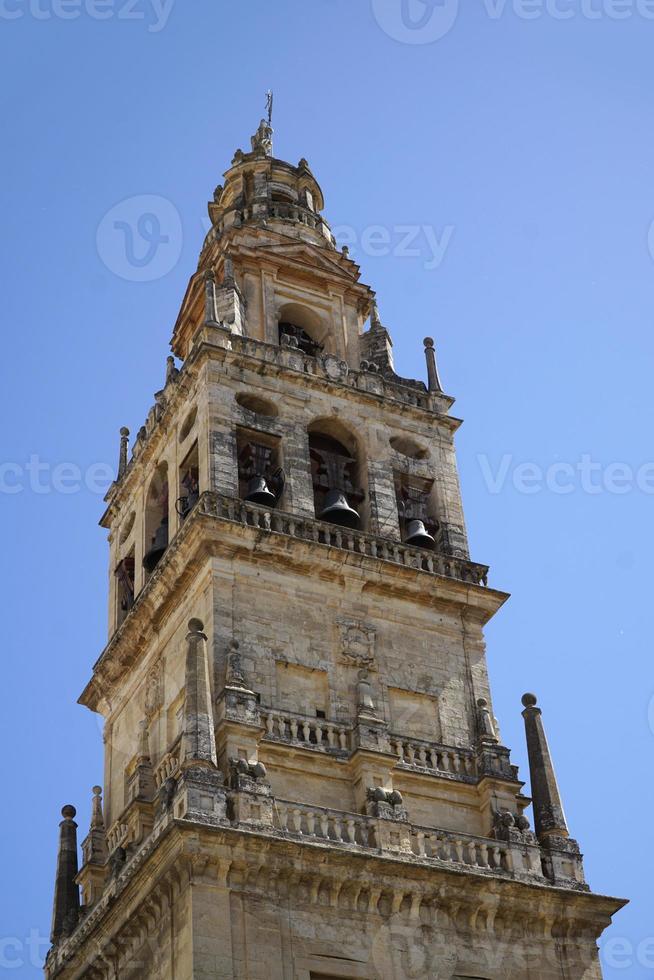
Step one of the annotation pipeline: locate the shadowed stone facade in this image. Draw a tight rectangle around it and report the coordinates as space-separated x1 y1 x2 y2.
46 117 625 979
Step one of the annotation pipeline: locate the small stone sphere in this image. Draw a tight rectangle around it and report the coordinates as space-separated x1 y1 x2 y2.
188 618 204 633
477 697 488 708
423 337 435 348
61 805 76 819
92 785 102 796
521 693 538 708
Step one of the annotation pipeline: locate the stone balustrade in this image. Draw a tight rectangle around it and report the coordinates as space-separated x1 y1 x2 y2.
390 736 476 779
106 819 129 855
272 799 515 877
153 739 181 789
214 200 332 244
231 333 438 412
274 800 375 848
199 492 489 588
261 709 351 753
410 826 512 874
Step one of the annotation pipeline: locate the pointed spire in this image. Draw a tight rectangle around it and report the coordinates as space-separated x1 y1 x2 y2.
181 618 218 769
370 298 383 330
117 427 129 480
50 805 80 944
521 693 569 840
82 787 108 866
423 338 443 393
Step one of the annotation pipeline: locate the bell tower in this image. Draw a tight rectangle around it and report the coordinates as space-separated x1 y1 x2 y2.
45 116 624 980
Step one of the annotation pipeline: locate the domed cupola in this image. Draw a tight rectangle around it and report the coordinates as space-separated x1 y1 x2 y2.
203 116 336 255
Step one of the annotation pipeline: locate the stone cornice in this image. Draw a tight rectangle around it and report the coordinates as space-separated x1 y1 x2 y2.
80 495 506 713
45 815 627 979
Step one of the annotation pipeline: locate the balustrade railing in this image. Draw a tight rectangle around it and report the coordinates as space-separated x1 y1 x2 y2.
199 492 488 588
272 799 513 876
231 333 435 412
154 739 181 789
106 819 129 855
410 826 511 873
389 736 476 778
261 709 351 753
273 800 375 848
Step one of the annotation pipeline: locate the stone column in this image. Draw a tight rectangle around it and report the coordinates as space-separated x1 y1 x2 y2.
521 693 568 840
181 619 218 769
50 805 80 944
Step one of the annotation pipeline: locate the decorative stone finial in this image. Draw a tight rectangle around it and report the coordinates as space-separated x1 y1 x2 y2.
423 337 443 393
476 697 499 744
341 245 350 259
222 253 235 285
90 787 104 830
204 269 219 327
226 639 247 688
357 669 378 718
181 618 217 769
117 427 129 480
370 299 382 329
165 355 179 385
521 692 569 841
50 804 80 944
138 720 151 762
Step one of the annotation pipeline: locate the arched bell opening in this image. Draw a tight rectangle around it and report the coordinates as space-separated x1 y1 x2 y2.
395 474 438 550
308 420 366 530
114 546 135 628
143 463 169 575
237 428 284 509
176 442 199 523
277 302 328 359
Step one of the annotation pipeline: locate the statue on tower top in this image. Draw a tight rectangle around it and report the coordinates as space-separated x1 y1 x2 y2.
251 91 274 156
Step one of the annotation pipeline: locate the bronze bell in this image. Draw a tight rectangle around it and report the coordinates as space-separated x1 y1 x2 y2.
319 488 360 529
405 519 435 549
175 487 199 520
143 519 169 573
245 475 277 508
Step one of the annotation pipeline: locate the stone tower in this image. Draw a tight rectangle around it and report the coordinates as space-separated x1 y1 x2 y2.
46 117 625 980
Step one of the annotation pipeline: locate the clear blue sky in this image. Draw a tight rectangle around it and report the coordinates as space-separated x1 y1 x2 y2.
1 1 652 976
